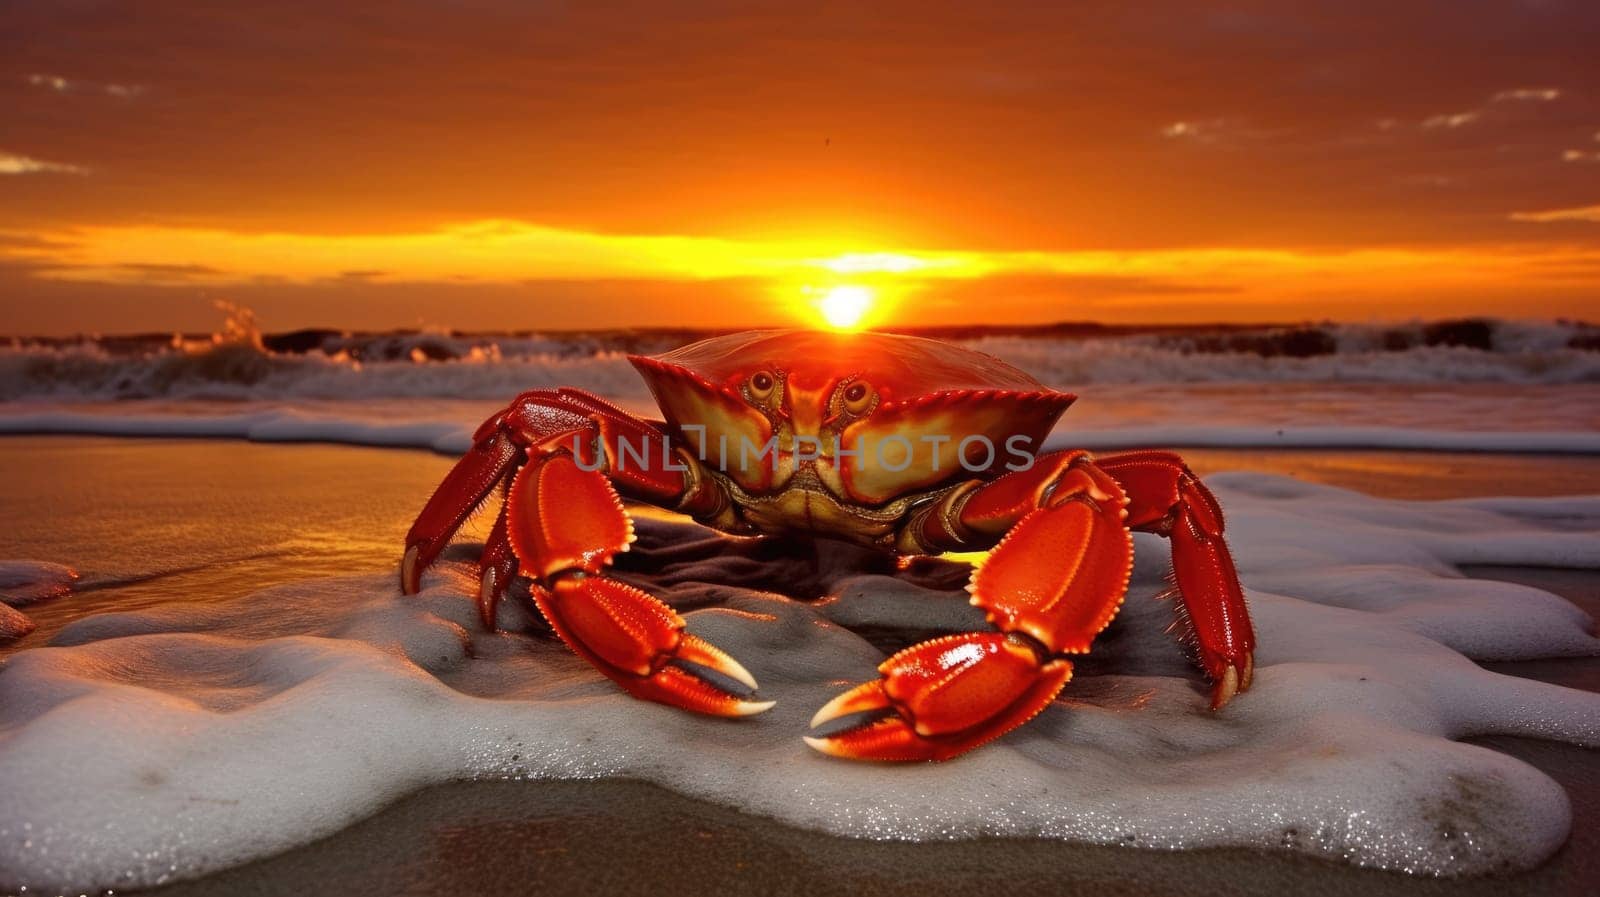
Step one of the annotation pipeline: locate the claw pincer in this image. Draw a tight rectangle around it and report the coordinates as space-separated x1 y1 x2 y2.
508 451 771 717
806 633 1073 761
531 577 772 717
808 454 1132 761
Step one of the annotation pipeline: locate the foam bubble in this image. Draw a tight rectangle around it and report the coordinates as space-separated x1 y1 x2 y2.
0 475 1597 893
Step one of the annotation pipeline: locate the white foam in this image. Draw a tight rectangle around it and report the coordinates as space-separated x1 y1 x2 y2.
1 474 1597 892
0 561 79 607
0 604 32 641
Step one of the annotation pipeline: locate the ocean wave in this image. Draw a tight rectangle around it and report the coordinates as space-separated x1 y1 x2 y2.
1 313 1596 401
968 318 1600 386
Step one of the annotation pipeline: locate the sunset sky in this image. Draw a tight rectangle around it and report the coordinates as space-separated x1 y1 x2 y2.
2 1 1597 335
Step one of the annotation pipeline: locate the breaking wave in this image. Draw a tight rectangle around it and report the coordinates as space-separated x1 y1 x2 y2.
1 308 1597 401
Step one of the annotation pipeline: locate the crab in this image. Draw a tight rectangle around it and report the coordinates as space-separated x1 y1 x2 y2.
400 330 1255 761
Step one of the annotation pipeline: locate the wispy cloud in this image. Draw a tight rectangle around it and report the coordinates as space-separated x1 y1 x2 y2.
0 151 90 176
1562 149 1600 163
1421 111 1479 130
1158 118 1277 145
113 262 226 282
1161 119 1223 141
26 73 70 92
1420 87 1563 131
1491 88 1562 103
25 73 145 98
1510 205 1600 223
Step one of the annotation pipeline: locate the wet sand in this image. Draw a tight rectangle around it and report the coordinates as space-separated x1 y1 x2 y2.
0 437 1596 895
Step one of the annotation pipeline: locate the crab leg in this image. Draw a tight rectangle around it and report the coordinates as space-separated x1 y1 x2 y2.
474 484 518 629
1094 450 1255 705
808 452 1133 761
401 388 768 718
403 388 708 595
401 423 519 594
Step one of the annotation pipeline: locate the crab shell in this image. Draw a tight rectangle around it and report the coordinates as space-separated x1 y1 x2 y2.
628 330 1075 505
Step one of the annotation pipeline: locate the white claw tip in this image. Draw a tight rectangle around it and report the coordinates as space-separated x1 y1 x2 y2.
809 693 852 730
400 546 421 594
1212 664 1241 710
733 699 777 717
719 657 760 693
802 735 846 758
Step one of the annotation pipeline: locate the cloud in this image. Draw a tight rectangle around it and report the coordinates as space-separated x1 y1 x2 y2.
1510 205 1600 223
1157 118 1280 145
1162 120 1208 139
114 262 226 280
0 233 78 252
1491 88 1562 103
1562 149 1600 163
1421 111 1479 129
25 73 145 98
0 151 89 175
26 73 69 92
1420 87 1563 131
915 272 1240 308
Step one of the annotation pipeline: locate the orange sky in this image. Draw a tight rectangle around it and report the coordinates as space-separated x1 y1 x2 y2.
1 1 1597 334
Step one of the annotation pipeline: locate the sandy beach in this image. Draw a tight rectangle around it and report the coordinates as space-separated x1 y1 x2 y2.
1 436 1595 895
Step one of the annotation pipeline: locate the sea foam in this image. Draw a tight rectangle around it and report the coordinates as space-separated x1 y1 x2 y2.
0 561 79 607
1 474 1597 892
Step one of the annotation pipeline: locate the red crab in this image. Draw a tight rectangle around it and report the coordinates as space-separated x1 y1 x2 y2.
401 330 1255 761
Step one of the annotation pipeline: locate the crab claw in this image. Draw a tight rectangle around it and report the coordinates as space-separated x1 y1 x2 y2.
805 632 1072 761
532 575 773 718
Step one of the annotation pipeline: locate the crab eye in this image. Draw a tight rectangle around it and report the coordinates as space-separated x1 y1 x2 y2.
841 381 874 413
748 371 777 400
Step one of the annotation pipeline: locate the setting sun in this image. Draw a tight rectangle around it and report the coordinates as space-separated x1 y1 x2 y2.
819 285 875 330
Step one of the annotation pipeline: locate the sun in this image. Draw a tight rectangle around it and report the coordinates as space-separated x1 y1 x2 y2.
818 285 875 330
